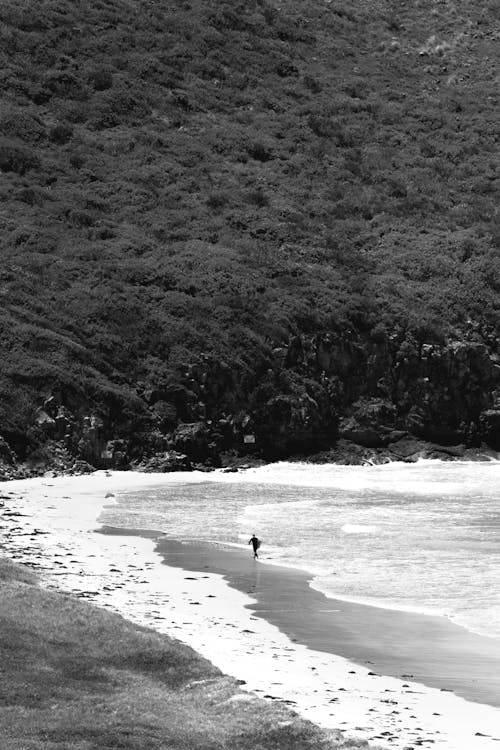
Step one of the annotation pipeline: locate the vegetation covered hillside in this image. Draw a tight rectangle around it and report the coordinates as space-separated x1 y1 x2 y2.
1 0 500 471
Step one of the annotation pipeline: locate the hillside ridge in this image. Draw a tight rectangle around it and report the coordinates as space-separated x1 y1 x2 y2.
1 0 500 474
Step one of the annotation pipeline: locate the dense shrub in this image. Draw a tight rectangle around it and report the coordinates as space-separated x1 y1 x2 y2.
247 142 274 162
88 69 114 91
49 123 73 144
42 70 88 100
0 111 46 142
69 210 95 228
69 152 85 168
206 192 230 210
247 188 269 207
0 140 40 174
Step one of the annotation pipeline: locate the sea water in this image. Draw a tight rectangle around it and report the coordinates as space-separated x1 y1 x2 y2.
99 460 500 641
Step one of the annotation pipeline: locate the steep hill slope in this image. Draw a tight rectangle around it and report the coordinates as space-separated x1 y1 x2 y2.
1 0 500 471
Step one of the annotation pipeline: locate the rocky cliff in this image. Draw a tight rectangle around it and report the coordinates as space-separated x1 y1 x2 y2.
2 326 499 479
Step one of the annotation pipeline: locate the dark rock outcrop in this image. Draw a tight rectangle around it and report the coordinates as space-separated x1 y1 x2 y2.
171 422 213 463
136 451 192 473
0 436 16 465
2 330 500 476
479 409 500 450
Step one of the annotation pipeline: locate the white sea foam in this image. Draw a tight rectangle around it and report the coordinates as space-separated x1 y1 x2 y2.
341 524 377 533
21 461 498 640
94 460 500 641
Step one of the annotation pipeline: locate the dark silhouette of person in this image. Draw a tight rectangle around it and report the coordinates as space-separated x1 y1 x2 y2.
249 534 260 558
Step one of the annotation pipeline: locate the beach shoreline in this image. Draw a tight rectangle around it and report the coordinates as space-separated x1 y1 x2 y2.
146 534 500 708
1 471 500 748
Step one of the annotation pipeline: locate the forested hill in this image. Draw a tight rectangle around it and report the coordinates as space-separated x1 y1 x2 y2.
1 0 500 474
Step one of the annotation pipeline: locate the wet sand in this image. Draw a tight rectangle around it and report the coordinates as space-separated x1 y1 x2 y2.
151 536 500 708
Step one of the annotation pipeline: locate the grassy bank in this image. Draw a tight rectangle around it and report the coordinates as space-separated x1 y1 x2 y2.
0 557 364 750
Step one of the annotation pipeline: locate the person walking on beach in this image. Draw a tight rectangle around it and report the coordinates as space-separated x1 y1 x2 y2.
249 534 261 559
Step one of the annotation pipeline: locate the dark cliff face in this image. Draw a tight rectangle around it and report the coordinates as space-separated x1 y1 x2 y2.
1 0 500 474
198 331 500 461
4 329 500 478
162 330 500 462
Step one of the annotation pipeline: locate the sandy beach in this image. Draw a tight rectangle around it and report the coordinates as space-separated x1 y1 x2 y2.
152 536 500 707
1 471 500 749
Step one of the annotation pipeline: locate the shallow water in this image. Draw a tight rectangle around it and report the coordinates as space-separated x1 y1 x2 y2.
100 460 500 640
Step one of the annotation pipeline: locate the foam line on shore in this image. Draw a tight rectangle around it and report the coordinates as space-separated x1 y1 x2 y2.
1 472 500 749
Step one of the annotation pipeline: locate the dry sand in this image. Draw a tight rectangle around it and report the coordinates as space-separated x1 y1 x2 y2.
1 471 500 749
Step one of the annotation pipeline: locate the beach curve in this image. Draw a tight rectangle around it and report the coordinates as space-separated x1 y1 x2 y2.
1 471 500 749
